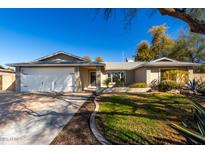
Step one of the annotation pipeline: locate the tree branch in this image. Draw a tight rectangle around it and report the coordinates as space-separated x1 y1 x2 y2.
159 8 205 34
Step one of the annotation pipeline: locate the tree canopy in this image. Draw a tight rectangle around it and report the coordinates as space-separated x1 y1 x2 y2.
82 56 92 62
135 24 205 69
148 25 174 59
135 25 174 61
135 41 152 61
168 32 205 63
95 56 104 62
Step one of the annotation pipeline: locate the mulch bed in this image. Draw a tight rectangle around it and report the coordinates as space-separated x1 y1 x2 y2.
50 97 99 145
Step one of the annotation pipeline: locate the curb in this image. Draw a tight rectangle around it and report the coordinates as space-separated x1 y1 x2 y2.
90 95 112 145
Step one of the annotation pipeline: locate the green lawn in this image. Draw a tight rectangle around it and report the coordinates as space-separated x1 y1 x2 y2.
96 93 196 144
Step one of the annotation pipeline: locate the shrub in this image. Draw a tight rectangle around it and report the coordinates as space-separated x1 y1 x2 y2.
161 70 189 84
187 79 200 91
104 78 111 88
158 80 180 91
197 86 205 95
114 79 123 87
129 82 148 88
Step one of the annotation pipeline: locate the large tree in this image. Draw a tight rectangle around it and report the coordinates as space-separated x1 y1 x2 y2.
168 32 205 63
95 56 104 62
82 56 92 62
148 25 174 59
135 41 152 61
102 8 205 34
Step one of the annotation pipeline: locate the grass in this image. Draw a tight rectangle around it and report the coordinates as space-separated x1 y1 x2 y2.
96 93 196 144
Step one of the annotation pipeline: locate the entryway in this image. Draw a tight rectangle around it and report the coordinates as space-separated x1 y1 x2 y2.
90 72 96 87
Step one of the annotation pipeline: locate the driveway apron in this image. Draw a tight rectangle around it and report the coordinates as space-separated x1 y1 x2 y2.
0 93 90 145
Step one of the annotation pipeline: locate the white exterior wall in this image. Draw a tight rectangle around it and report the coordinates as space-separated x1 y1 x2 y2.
148 68 160 84
101 72 108 87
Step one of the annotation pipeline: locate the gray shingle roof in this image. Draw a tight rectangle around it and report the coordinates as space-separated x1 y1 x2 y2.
104 62 144 70
145 61 200 67
105 60 201 71
6 54 201 69
32 51 85 62
7 51 104 67
7 61 104 67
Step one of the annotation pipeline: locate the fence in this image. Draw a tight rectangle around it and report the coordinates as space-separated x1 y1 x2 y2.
0 73 16 91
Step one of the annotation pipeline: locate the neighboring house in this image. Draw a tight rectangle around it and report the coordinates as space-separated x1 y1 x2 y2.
0 65 16 91
7 51 200 93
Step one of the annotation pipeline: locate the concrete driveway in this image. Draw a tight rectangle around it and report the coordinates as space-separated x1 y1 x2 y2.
0 92 92 145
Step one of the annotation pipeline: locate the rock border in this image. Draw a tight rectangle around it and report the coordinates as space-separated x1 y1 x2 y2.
89 95 112 145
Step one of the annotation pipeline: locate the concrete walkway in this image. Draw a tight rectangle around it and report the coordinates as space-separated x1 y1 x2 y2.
0 92 91 145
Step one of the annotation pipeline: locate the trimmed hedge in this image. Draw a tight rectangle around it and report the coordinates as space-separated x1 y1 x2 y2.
158 80 180 92
129 82 148 88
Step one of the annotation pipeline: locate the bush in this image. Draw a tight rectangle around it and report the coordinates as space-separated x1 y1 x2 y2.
104 78 111 88
158 80 180 92
129 82 148 88
197 86 205 95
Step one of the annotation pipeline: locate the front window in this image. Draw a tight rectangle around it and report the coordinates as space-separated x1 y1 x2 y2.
108 71 126 86
161 69 188 84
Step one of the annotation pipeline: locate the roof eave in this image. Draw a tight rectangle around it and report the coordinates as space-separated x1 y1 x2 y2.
145 63 201 67
7 63 105 67
105 69 129 71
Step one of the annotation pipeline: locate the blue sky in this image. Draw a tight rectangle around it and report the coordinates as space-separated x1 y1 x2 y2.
0 8 188 65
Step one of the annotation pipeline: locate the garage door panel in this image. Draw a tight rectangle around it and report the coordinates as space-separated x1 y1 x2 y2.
21 74 44 92
21 67 75 92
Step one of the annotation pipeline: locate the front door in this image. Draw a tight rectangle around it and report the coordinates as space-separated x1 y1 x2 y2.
90 72 96 86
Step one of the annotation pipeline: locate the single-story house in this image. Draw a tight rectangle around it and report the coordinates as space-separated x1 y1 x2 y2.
0 65 16 91
7 51 200 93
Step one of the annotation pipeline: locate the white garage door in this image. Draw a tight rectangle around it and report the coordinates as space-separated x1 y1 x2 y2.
21 67 75 92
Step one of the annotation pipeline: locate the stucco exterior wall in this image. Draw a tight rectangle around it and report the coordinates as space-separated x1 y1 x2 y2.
101 71 108 87
188 68 193 81
126 70 134 85
79 67 89 90
16 67 21 92
148 68 160 84
134 67 147 83
74 67 82 92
